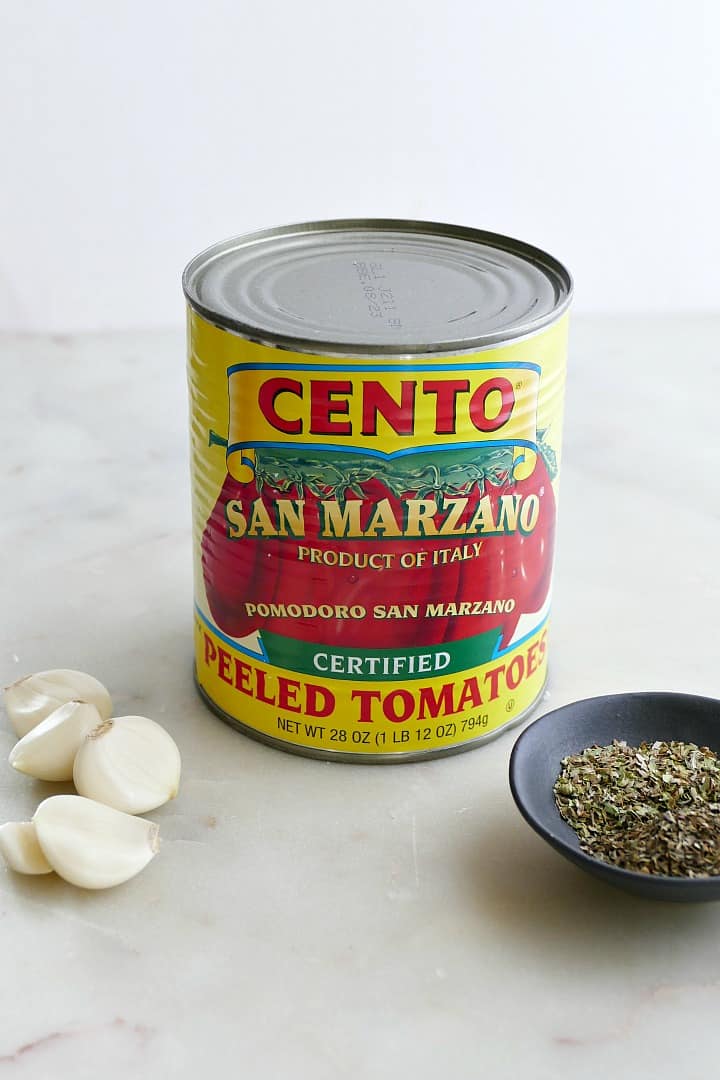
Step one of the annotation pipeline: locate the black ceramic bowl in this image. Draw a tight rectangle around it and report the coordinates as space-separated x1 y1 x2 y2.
509 691 720 901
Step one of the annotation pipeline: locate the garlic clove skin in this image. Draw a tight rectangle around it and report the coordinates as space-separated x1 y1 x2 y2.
0 821 53 875
3 669 112 738
9 701 103 781
33 795 159 890
73 715 182 814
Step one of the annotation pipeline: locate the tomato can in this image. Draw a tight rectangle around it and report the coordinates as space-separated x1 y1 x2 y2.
183 220 572 761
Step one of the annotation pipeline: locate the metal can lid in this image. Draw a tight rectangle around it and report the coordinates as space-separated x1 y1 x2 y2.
182 219 572 356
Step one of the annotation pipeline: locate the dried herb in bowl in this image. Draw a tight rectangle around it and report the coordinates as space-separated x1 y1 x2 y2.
554 740 720 877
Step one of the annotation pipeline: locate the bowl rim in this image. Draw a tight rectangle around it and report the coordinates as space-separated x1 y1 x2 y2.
509 691 720 893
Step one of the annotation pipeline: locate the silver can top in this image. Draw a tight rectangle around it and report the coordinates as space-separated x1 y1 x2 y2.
183 219 572 356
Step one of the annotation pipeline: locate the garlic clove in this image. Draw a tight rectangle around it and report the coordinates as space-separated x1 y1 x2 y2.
9 701 103 781
73 715 182 814
33 795 159 889
0 821 53 875
3 669 112 738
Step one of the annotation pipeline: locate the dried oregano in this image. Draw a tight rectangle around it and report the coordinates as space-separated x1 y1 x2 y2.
554 740 720 877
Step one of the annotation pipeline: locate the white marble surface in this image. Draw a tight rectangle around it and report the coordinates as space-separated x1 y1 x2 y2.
1 316 719 1079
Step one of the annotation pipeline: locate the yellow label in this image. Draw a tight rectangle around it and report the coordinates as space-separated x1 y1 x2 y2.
195 615 549 755
188 310 568 756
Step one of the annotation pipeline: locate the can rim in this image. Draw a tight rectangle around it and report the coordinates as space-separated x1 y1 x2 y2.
182 218 573 357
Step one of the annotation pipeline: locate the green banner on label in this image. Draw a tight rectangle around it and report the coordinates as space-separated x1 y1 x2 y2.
259 627 503 682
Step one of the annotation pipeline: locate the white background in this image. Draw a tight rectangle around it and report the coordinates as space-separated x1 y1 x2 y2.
1 0 718 332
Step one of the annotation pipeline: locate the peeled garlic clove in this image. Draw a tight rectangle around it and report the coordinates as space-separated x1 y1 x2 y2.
9 701 103 781
0 822 53 875
33 795 159 889
73 715 181 814
4 669 112 737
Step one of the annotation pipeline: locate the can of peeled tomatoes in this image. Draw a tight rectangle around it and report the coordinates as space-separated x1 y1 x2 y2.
183 220 572 761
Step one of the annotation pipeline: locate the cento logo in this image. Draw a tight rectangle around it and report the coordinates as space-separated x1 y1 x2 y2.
257 375 517 437
224 360 541 466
